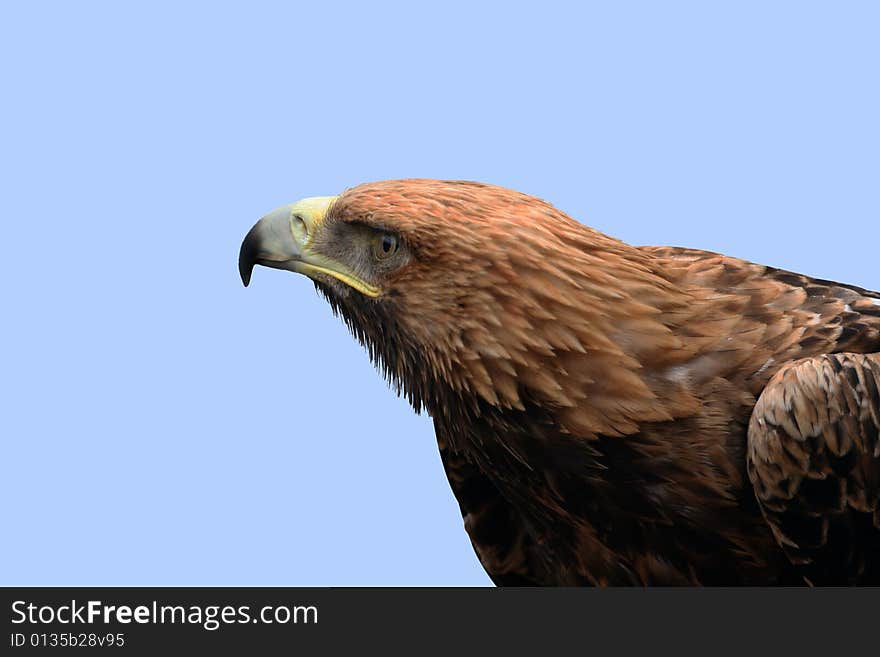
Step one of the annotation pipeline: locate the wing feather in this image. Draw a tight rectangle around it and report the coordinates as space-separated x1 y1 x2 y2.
747 353 880 583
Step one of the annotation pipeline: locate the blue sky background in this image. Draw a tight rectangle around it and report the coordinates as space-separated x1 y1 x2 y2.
1 2 877 585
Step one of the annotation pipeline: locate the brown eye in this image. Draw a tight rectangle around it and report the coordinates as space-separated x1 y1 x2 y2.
372 232 399 260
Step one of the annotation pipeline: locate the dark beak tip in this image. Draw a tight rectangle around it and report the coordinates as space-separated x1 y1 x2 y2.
239 225 259 287
239 260 253 287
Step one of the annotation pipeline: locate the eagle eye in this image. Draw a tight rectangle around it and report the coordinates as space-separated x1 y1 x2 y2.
372 232 400 260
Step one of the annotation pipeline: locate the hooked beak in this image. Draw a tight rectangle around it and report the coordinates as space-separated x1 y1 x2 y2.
239 204 306 287
239 196 382 297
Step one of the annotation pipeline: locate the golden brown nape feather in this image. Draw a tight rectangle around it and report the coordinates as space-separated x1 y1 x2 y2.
329 180 706 437
304 179 880 585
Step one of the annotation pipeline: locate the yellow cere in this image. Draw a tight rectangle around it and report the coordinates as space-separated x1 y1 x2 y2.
288 195 338 247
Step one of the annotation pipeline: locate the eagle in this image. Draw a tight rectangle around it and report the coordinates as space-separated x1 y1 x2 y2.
239 179 880 585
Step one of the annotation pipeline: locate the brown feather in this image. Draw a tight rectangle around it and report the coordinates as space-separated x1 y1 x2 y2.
310 179 880 585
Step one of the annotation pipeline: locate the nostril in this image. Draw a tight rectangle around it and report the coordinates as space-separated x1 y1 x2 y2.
292 214 308 237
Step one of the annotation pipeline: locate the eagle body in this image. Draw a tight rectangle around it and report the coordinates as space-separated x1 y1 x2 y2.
240 179 880 585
